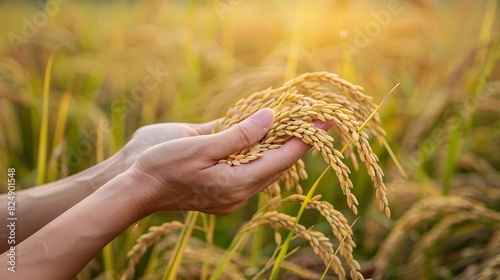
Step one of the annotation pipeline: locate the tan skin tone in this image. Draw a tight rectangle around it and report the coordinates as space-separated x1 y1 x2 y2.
0 109 333 279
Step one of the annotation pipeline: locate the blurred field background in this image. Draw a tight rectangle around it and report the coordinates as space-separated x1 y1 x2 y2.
1 0 500 279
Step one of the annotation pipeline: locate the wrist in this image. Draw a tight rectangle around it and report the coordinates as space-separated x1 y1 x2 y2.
80 148 131 192
121 140 145 170
100 171 150 221
119 166 168 219
83 140 147 191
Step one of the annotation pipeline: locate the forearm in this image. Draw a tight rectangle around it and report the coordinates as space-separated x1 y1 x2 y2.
0 173 141 279
0 148 131 252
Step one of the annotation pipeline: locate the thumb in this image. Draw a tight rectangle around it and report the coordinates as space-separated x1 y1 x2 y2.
206 108 275 159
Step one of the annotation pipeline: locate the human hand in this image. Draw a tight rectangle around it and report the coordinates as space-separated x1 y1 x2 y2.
123 109 334 217
121 120 217 169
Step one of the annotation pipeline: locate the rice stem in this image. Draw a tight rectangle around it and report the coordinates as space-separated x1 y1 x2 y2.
200 214 215 280
47 83 73 182
269 166 330 280
162 211 199 280
36 42 72 184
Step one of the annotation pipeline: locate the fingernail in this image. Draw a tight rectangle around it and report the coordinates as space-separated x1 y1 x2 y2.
249 108 275 130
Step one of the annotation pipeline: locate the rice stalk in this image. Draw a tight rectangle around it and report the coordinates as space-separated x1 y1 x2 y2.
479 0 497 47
169 245 246 280
284 194 361 279
111 96 126 154
154 235 320 280
47 83 73 182
374 196 500 279
409 212 496 277
209 225 252 280
269 166 331 280
162 211 199 280
36 48 56 185
479 253 500 280
121 221 183 280
442 31 500 194
245 211 349 279
200 214 215 280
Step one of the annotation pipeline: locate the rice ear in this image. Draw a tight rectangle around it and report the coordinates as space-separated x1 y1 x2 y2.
213 71 390 217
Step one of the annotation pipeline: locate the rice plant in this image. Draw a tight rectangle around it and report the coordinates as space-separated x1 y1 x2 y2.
1 0 499 279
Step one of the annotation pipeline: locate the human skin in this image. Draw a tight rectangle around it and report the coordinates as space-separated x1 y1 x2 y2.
0 120 217 253
0 109 333 279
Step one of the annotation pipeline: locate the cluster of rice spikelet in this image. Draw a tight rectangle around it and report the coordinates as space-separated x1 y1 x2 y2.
122 221 183 280
212 71 390 218
480 255 500 280
374 195 500 279
245 210 351 278
283 194 359 272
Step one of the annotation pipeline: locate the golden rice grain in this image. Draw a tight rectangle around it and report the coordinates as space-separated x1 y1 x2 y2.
374 196 500 279
212 72 390 218
283 194 363 279
122 221 183 280
479 253 500 280
244 211 350 279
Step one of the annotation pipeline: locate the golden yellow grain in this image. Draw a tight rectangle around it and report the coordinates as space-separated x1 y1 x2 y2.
244 211 348 278
283 194 363 279
214 79 391 215
209 71 391 279
374 196 500 278
479 253 500 280
122 221 183 280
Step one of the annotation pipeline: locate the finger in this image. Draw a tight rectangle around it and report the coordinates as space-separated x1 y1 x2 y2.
248 137 311 178
313 119 335 132
210 119 335 200
191 119 219 135
204 109 275 159
241 119 335 181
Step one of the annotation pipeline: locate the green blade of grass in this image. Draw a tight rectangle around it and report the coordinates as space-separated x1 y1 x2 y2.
47 83 73 182
479 0 496 45
362 83 408 182
211 210 267 280
143 243 161 275
339 83 398 155
382 137 408 179
36 50 56 185
36 43 71 184
442 119 461 195
320 217 359 280
209 231 248 280
200 214 215 280
250 193 267 265
269 166 330 280
162 211 199 280
443 0 499 194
